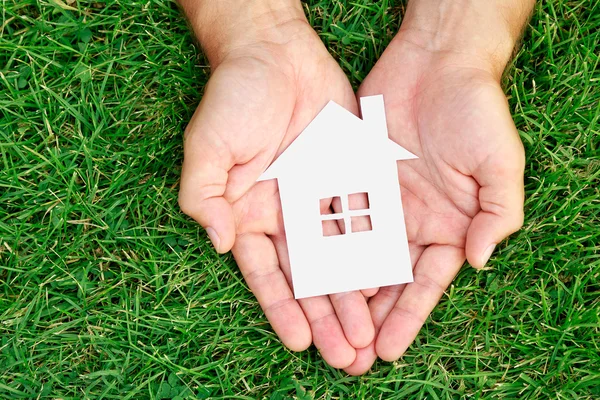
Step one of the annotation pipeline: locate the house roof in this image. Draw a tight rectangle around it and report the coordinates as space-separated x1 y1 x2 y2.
259 95 417 181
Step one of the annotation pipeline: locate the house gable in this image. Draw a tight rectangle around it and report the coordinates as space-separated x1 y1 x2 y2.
258 95 417 182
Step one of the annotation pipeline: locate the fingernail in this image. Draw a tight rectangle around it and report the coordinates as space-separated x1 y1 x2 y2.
206 227 220 252
481 244 496 266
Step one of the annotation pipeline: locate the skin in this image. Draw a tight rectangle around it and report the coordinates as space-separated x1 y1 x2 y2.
177 0 535 374
177 1 374 369
344 0 535 375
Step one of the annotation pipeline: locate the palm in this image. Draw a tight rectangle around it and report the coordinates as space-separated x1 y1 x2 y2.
180 22 376 369
195 55 354 204
344 38 524 374
399 73 506 252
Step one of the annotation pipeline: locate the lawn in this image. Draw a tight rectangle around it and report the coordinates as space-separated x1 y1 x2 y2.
1 0 599 398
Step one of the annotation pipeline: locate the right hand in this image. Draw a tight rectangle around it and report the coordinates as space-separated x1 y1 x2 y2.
178 1 376 368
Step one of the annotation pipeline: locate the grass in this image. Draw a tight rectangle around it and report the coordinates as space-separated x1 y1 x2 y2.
1 0 599 398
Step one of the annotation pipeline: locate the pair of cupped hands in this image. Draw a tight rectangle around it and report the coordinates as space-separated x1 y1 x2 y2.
178 6 525 375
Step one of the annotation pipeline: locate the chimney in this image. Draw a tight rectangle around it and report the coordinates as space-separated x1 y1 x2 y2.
360 95 389 139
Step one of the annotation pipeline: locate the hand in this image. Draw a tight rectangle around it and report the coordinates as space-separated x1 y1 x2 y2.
343 0 533 373
177 1 375 368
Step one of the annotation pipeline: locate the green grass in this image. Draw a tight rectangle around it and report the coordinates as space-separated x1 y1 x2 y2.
1 0 599 398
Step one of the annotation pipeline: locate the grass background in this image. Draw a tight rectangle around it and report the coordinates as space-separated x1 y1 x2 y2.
1 0 599 398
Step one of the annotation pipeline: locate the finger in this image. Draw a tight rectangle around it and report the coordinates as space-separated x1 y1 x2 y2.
343 341 377 376
233 180 283 237
179 60 296 254
345 244 425 375
299 296 357 368
367 242 425 319
329 291 374 349
332 192 379 298
332 192 373 234
179 145 235 253
231 233 312 352
376 244 464 361
178 103 237 254
343 285 405 375
467 137 525 268
224 151 274 204
361 288 379 297
320 206 375 349
272 235 356 369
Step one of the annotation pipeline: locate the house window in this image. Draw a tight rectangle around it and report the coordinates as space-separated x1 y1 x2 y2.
320 192 372 236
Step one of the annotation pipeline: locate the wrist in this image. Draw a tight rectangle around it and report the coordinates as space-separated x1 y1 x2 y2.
397 0 535 79
179 0 307 68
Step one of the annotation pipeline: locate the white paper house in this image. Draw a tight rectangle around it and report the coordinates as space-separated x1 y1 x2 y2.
259 95 416 299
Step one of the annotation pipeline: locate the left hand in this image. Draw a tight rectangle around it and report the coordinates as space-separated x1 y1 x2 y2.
343 31 526 375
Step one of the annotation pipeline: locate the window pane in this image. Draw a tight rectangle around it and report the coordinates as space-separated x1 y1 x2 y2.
348 192 370 210
322 219 345 236
320 196 342 215
351 215 372 233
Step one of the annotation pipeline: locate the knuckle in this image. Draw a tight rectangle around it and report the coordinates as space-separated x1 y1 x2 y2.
178 194 197 218
263 297 295 316
243 264 280 288
392 303 427 326
308 311 337 328
412 272 446 294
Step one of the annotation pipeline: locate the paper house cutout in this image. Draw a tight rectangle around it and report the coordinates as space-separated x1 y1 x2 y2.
259 95 416 299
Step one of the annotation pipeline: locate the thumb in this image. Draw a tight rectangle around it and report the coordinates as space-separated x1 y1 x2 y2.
178 104 236 254
178 59 286 254
466 140 525 269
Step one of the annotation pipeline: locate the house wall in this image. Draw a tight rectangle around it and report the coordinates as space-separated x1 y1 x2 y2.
276 158 414 298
